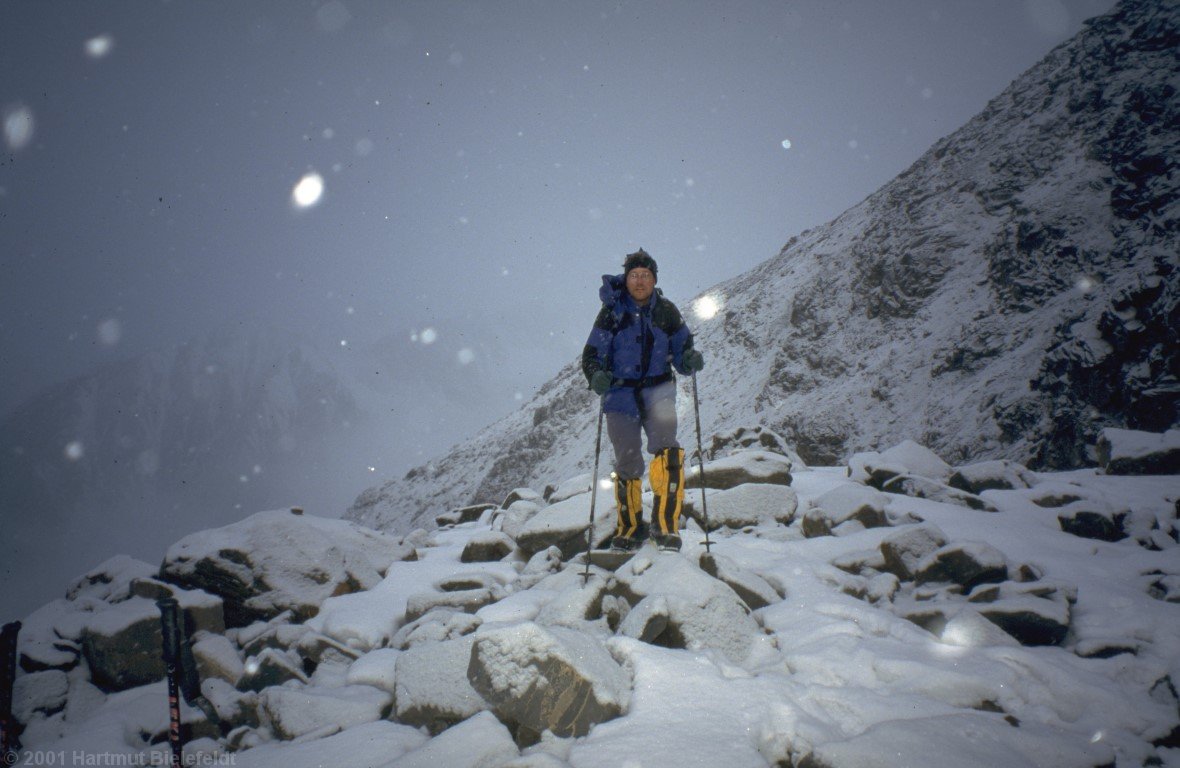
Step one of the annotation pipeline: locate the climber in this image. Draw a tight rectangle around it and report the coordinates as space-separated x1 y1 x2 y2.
581 249 704 552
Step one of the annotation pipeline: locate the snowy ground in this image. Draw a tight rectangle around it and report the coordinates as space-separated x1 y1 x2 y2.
10 457 1180 768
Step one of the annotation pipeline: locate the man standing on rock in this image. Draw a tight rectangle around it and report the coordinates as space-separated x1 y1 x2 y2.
582 249 705 552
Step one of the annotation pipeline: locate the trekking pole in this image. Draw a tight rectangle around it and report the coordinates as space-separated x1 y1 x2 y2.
157 599 185 767
582 402 606 586
1 621 20 763
691 372 713 553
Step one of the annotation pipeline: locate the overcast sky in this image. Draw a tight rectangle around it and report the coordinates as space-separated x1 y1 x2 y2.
1 0 1116 417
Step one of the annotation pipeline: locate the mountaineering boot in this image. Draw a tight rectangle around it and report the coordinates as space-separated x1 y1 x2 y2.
611 476 646 551
649 447 685 551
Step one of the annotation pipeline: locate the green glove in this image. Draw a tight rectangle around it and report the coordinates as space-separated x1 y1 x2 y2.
590 370 612 395
683 349 705 372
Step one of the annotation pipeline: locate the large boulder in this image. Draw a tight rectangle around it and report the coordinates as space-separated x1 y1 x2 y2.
686 483 799 530
391 609 482 651
17 599 91 673
515 494 614 558
611 554 766 664
467 622 630 740
698 552 783 610
1097 427 1180 475
395 636 489 732
80 589 224 692
436 503 495 528
685 450 794 490
883 476 998 512
460 531 515 563
949 459 1036 494
65 555 159 603
1057 499 1129 542
848 440 952 488
160 508 414 626
191 632 245 687
879 524 948 581
914 542 1009 591
260 684 392 740
801 484 889 538
200 678 260 731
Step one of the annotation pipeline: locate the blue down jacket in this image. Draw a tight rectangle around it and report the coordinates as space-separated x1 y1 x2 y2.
581 274 695 417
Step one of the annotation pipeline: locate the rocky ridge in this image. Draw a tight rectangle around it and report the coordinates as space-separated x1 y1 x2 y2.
347 0 1178 536
8 425 1180 766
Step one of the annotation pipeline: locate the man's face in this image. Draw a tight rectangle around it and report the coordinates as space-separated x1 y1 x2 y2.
626 267 655 305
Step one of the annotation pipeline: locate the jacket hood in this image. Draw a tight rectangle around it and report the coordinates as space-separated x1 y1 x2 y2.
600 274 625 305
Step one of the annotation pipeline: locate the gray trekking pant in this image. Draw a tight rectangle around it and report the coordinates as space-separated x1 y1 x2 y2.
606 380 680 480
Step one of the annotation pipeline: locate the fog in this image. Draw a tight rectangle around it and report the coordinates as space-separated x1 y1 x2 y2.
0 0 1115 619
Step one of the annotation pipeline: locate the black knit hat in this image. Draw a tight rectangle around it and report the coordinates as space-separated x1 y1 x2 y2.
623 248 658 283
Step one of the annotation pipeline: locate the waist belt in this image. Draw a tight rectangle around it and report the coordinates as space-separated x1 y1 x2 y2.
612 372 673 389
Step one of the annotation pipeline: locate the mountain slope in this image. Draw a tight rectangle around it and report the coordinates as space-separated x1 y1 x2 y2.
347 0 1178 535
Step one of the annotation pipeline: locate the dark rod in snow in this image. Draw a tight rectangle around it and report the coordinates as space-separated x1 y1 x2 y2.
582 403 606 585
157 598 185 767
691 372 713 552
1 621 21 761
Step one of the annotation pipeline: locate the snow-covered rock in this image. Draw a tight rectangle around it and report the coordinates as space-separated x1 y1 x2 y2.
404 586 501 624
238 648 308 693
386 710 518 768
515 494 613 558
394 636 488 732
545 473 592 504
460 530 515 563
686 449 794 490
914 541 1010 591
64 555 159 604
436 503 496 528
467 622 630 740
502 487 542 508
879 524 949 581
689 482 799 530
260 684 392 740
200 677 260 731
1057 499 1129 542
345 648 400 693
191 631 245 687
392 609 482 651
1097 427 1180 475
698 552 783 610
16 599 92 673
161 508 414 626
801 483 889 537
949 459 1037 494
12 669 69 724
79 590 223 692
230 721 426 767
849 440 953 487
611 554 766 664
